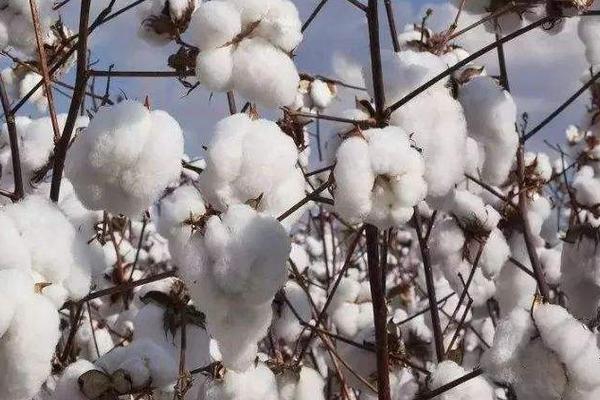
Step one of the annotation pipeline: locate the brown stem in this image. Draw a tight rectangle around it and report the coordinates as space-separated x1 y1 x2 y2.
302 0 329 32
366 224 392 400
29 0 61 143
77 271 177 304
0 75 24 200
413 210 445 362
516 145 551 301
416 368 483 399
50 0 91 202
383 0 400 52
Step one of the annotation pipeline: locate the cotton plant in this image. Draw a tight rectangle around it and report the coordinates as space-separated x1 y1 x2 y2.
186 0 302 108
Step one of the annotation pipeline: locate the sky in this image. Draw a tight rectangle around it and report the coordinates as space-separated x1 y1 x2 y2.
11 0 597 159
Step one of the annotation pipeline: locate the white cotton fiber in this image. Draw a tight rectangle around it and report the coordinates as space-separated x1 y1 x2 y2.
458 76 519 186
66 100 184 218
49 359 96 400
204 363 279 400
334 126 427 229
429 361 494 400
0 195 94 304
199 113 304 221
233 38 300 108
0 269 60 400
188 0 302 108
578 15 600 66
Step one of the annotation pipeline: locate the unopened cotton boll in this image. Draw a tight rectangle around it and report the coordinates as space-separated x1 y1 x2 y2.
334 126 427 229
199 113 304 221
458 76 518 186
0 269 60 400
66 100 185 218
578 15 600 66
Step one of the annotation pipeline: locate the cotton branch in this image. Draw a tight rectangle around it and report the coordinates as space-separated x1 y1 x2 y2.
49 0 91 202
0 75 24 200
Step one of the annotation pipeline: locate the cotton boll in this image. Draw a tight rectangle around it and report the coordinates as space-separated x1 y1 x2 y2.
573 166 600 207
534 304 600 393
539 247 561 285
0 195 94 303
200 114 302 215
578 15 600 67
278 367 325 400
66 100 184 218
478 228 510 279
95 338 178 388
252 0 303 52
458 76 518 186
273 280 311 342
188 1 241 49
179 205 290 370
156 184 206 265
494 234 537 315
390 89 468 198
204 363 279 400
429 218 465 266
49 360 96 400
0 269 60 400
310 79 335 109
196 46 235 92
232 38 300 108
561 236 600 321
429 361 494 400
334 127 427 229
133 302 211 370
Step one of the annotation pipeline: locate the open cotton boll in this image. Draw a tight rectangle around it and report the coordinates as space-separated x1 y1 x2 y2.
199 113 303 219
477 228 510 279
0 0 54 55
232 38 299 108
273 280 311 342
0 195 94 304
561 236 600 320
573 166 600 206
179 205 289 370
429 361 494 400
494 233 537 315
482 307 567 400
458 76 518 186
578 15 600 66
156 184 206 265
429 218 465 266
66 100 184 218
49 360 96 400
137 0 198 45
448 190 500 231
133 302 211 370
188 1 241 49
251 0 303 52
196 46 235 92
204 363 279 400
95 338 178 388
0 269 60 400
539 247 562 285
534 304 600 393
278 367 325 400
334 126 427 229
390 88 468 198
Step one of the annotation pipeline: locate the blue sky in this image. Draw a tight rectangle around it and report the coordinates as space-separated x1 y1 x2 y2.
11 0 596 159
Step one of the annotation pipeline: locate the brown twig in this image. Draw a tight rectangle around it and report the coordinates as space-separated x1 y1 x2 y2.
50 0 91 202
0 74 24 200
